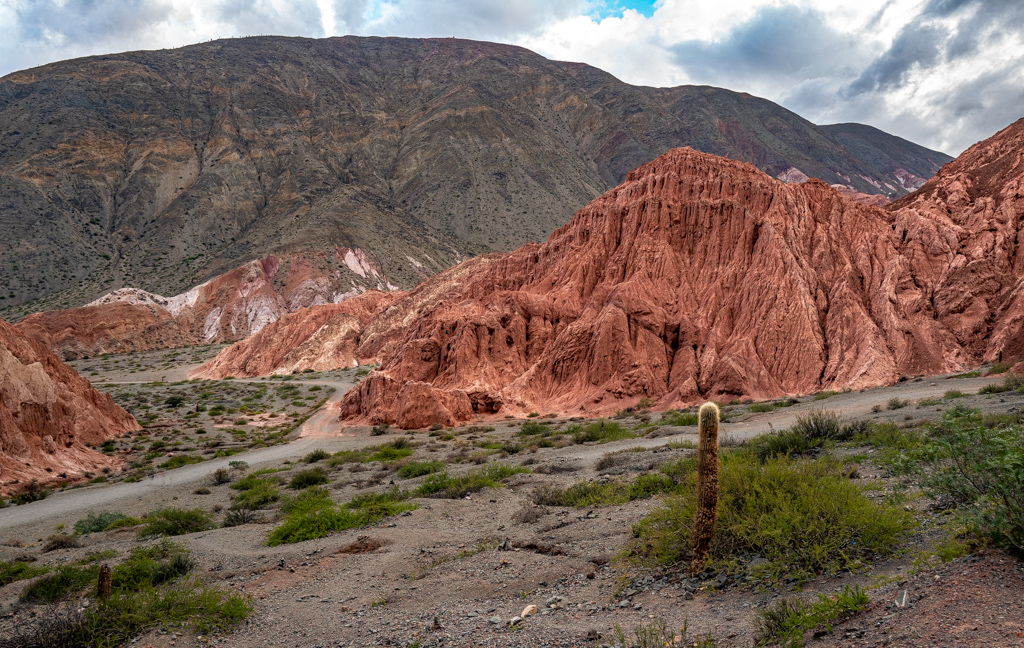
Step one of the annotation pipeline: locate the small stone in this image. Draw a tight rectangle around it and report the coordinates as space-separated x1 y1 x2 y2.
509 616 522 626
489 615 502 624
521 604 538 617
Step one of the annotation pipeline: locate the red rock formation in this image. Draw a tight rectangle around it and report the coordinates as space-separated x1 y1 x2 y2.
0 319 139 495
190 290 405 379
335 118 1024 426
16 249 398 359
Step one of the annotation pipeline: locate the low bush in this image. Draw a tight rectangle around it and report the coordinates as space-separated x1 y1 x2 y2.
887 397 908 410
20 564 99 603
748 402 775 413
303 449 330 463
812 390 841 401
747 410 845 460
568 420 637 444
42 534 82 553
908 407 1024 553
629 452 913 584
231 477 280 509
754 585 870 647
659 410 698 426
112 541 194 591
517 421 554 437
137 508 216 538
532 471 677 508
266 487 415 546
414 463 530 499
943 390 967 399
610 617 720 648
0 560 49 587
74 512 128 535
288 468 329 489
396 461 445 479
158 455 205 470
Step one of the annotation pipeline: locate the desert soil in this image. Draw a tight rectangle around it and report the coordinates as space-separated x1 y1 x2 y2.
2 355 1023 648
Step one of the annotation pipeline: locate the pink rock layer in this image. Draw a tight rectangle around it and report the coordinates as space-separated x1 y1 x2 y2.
16 248 392 360
1 319 139 495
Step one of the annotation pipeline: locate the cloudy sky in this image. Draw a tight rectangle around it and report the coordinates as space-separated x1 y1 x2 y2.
1 0 1022 155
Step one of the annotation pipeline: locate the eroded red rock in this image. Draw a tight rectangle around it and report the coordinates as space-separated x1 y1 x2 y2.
0 319 139 494
16 249 397 359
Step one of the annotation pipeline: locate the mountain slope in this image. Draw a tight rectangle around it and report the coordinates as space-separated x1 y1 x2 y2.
0 36 950 321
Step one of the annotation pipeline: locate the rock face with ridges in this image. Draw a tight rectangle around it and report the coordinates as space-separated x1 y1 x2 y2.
332 118 1024 426
16 250 392 359
0 36 949 321
0 319 138 494
190 290 405 379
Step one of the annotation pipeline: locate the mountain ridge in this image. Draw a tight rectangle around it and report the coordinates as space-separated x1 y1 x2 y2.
0 35 950 323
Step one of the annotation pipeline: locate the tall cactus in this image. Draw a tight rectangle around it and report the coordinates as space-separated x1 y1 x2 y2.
691 402 720 573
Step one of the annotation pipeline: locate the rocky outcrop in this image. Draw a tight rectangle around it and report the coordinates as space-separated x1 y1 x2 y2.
0 319 139 495
16 250 395 359
190 290 405 379
334 118 1024 426
1 36 949 322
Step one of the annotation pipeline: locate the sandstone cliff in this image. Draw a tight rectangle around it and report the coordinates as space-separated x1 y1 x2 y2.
0 319 139 495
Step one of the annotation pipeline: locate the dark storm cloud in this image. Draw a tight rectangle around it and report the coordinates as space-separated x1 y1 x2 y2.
669 5 867 90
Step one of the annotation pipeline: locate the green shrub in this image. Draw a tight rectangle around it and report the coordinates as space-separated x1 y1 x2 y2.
0 560 49 587
266 487 415 546
630 452 913 583
20 564 99 603
533 471 677 508
660 410 698 426
112 541 194 591
414 464 530 499
909 407 1024 552
812 390 841 401
610 617 720 648
568 420 637 444
396 461 445 479
747 410 845 461
517 421 553 436
370 423 390 436
748 402 776 413
943 390 967 399
11 481 48 505
288 467 329 489
303 449 330 463
159 455 205 470
137 508 216 538
74 511 128 535
231 477 280 509
754 585 869 647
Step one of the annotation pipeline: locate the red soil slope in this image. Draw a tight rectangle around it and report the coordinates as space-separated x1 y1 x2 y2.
0 319 139 494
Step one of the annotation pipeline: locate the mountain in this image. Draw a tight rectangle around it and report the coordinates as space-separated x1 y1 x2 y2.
193 117 1024 427
0 36 951 323
0 318 138 494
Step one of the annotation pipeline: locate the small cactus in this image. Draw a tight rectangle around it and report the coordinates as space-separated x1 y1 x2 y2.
97 563 112 600
691 402 720 573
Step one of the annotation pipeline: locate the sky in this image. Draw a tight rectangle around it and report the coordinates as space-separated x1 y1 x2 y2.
1 0 1022 155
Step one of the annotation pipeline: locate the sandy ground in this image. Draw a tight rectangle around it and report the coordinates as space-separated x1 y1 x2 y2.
1 364 1022 647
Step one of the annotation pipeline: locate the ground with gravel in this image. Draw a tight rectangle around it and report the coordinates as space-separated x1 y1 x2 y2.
1 357 1023 648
